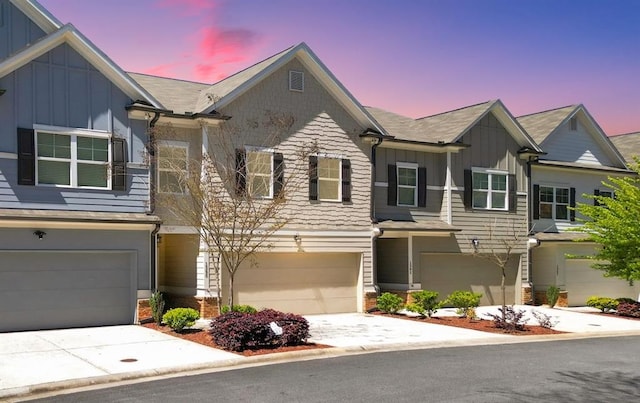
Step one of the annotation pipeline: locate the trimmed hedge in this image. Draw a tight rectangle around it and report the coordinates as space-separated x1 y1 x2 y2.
210 309 309 352
586 296 619 313
162 307 199 332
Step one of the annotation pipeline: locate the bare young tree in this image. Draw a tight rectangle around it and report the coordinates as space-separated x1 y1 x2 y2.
471 218 529 321
152 112 313 311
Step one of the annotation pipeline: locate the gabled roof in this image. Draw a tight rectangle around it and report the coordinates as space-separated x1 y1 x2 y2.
1 3 161 108
195 43 385 134
367 100 542 152
610 132 640 163
517 104 628 167
128 73 211 115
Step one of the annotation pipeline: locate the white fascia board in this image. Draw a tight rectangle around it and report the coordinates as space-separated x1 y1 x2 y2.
10 0 63 34
491 101 543 152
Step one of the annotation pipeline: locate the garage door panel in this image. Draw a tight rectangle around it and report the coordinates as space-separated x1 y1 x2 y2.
229 253 359 315
0 251 134 332
565 261 638 305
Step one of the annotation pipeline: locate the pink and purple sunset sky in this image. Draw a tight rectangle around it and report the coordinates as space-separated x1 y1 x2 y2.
38 0 640 135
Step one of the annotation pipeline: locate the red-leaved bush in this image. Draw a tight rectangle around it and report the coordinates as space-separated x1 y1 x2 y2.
616 301 640 318
210 309 310 351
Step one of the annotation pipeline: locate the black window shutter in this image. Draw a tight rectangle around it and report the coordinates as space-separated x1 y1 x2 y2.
417 166 427 207
508 174 517 213
341 158 351 202
273 152 284 198
309 155 318 201
463 169 472 208
570 187 576 221
235 148 246 196
593 189 600 206
533 184 540 219
112 138 127 191
387 164 397 206
17 128 36 186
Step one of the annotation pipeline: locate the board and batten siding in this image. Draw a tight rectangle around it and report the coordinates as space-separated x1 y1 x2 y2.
374 148 446 221
0 0 47 60
0 42 150 213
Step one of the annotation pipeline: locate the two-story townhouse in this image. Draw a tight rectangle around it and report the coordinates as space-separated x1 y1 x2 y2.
517 105 640 305
367 100 543 306
130 43 387 317
0 0 161 331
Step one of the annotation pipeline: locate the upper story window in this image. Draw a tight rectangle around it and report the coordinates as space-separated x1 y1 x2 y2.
317 157 341 201
246 148 274 198
472 169 508 210
158 141 188 194
309 155 351 203
539 186 569 220
533 184 575 221
397 163 418 207
35 129 109 189
236 147 283 199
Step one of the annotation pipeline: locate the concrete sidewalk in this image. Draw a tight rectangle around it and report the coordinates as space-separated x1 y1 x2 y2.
3 306 640 400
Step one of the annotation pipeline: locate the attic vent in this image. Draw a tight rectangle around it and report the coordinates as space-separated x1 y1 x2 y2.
570 117 577 131
289 71 304 92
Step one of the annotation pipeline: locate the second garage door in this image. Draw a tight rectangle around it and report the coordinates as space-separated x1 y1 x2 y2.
0 251 135 332
420 253 518 306
228 252 360 314
565 260 639 306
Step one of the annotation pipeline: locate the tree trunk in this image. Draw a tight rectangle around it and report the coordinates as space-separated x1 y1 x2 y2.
228 271 235 308
501 267 506 322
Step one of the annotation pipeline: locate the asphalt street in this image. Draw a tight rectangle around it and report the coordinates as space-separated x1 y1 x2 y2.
23 335 640 403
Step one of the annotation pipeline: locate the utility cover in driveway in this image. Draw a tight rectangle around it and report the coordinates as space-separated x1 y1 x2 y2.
0 251 135 332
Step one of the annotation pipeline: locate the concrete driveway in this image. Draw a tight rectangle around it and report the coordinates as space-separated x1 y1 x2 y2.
2 306 640 400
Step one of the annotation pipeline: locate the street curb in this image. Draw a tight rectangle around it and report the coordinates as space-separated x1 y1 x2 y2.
4 330 640 401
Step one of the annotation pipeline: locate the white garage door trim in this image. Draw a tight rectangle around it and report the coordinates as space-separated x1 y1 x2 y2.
0 250 137 332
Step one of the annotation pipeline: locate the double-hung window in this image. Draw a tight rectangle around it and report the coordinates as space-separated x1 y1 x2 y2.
539 186 569 220
472 169 508 210
397 163 418 206
158 141 188 193
318 157 341 201
246 148 274 198
36 129 109 189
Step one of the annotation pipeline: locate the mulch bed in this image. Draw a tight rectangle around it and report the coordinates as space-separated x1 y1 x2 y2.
373 312 565 335
141 322 330 356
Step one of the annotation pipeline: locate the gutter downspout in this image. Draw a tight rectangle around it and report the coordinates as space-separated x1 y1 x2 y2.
148 112 161 214
370 137 384 299
526 156 535 304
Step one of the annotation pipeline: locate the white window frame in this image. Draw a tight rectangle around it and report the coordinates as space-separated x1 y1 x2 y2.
472 168 508 211
598 189 614 199
539 185 570 221
246 146 274 199
157 140 189 194
34 125 111 190
397 162 418 207
317 154 342 202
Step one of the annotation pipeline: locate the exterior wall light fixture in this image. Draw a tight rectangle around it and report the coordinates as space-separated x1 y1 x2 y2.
34 230 46 240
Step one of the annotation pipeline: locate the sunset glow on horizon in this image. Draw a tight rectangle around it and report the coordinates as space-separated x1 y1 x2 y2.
38 0 640 135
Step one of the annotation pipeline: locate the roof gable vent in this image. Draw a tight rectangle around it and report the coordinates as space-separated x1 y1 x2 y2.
570 116 577 131
289 70 304 92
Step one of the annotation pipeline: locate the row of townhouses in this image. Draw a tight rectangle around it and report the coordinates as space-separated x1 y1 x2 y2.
1 0 639 332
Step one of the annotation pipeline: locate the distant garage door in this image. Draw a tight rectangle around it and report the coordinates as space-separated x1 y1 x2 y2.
420 253 518 306
0 251 135 332
229 253 360 314
565 260 639 306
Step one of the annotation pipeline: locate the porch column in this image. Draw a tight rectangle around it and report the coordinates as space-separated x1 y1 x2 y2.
408 235 421 290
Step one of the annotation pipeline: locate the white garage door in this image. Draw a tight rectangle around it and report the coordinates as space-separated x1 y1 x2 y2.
228 253 359 315
420 253 518 306
565 260 639 306
0 251 135 332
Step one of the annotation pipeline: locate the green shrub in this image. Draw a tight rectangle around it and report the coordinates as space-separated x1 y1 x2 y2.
162 307 200 332
405 290 442 318
546 285 560 308
376 292 404 314
616 297 637 304
586 296 619 313
445 290 482 318
149 290 165 325
220 304 258 314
